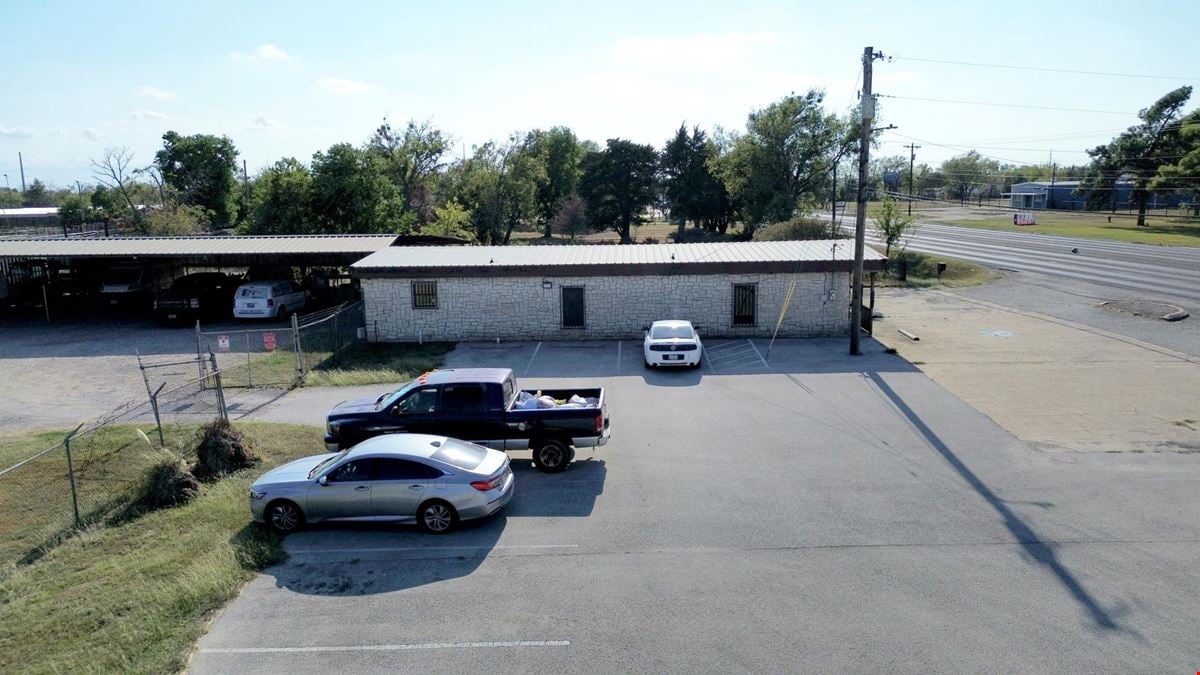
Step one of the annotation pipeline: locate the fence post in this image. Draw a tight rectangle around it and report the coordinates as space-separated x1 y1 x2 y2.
63 423 85 529
150 382 166 446
195 320 207 384
136 349 155 403
292 312 304 383
208 350 228 421
245 331 253 388
333 313 340 367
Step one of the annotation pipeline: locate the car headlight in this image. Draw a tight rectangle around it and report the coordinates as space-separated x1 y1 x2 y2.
250 489 266 500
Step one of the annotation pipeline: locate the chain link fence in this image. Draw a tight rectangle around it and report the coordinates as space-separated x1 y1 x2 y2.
194 301 363 388
0 359 228 574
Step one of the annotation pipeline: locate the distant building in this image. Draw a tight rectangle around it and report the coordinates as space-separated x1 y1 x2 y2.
1006 181 1187 211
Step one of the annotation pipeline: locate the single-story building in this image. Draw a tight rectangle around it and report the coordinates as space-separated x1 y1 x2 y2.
351 241 887 342
1006 180 1188 211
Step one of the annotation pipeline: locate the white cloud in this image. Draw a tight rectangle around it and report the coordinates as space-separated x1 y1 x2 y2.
130 109 169 121
316 78 383 95
82 128 102 141
232 43 291 62
0 126 35 139
251 114 280 128
137 85 178 101
610 32 783 68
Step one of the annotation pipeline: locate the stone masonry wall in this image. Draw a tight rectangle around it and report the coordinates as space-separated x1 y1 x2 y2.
363 272 851 342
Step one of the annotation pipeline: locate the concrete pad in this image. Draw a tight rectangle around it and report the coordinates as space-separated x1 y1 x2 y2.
874 289 1200 453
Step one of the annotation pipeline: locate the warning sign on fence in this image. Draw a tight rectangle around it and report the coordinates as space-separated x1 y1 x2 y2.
217 335 230 352
263 332 277 351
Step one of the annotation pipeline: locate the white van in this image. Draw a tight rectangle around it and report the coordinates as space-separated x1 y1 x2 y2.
233 280 308 319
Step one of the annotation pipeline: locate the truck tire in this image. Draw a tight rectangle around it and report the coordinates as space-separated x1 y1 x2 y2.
532 437 571 473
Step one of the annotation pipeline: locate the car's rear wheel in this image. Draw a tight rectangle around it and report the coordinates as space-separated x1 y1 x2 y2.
266 500 304 533
276 304 287 319
532 437 571 473
419 500 458 534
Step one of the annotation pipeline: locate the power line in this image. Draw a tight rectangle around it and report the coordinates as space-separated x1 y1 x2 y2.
892 55 1199 82
877 94 1137 116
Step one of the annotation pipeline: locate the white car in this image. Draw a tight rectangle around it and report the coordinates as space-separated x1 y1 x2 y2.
233 280 308 319
643 319 703 369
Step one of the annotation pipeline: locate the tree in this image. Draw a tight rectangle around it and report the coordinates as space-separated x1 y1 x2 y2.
578 139 658 243
92 148 143 224
552 194 588 240
243 158 314 234
309 143 408 234
871 198 915 256
660 124 714 234
450 136 544 244
1150 108 1200 209
22 179 51 207
714 91 847 227
939 151 995 205
525 127 584 237
138 204 209 236
0 189 20 208
58 194 98 230
431 200 472 239
1083 86 1193 226
367 118 450 226
155 131 240 227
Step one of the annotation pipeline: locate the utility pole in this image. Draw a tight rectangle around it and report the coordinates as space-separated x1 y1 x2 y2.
831 164 837 225
18 152 26 192
851 46 883 357
242 159 250 219
1047 149 1057 210
904 143 920 216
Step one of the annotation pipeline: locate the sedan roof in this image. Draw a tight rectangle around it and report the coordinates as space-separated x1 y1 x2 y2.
346 433 446 459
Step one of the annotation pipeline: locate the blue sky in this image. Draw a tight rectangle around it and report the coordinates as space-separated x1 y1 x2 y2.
2 0 1198 188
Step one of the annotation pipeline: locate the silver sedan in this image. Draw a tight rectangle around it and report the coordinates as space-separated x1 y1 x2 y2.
249 434 514 534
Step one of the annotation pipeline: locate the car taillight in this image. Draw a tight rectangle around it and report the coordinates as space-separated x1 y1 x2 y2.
471 473 504 491
267 298 274 307
595 413 604 432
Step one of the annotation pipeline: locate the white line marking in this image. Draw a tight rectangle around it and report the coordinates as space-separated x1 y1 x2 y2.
524 341 542 375
747 339 769 368
200 640 572 654
289 544 579 555
706 341 744 352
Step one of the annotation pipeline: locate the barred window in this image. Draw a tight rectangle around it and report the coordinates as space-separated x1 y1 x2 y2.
411 281 438 309
732 283 757 327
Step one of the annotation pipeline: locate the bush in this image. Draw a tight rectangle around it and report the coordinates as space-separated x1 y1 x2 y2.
668 228 737 243
193 419 258 480
141 452 200 509
752 217 843 242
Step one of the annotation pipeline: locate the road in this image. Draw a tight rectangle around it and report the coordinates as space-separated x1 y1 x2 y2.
862 222 1200 309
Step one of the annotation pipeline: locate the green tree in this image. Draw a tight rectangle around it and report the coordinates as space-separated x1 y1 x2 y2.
525 127 584 237
22 179 51 207
450 136 545 244
871 198 915 256
138 203 209 235
0 189 21 208
154 131 240 227
715 91 846 227
1083 86 1193 226
939 151 997 205
578 138 658 243
58 194 98 229
309 143 409 234
552 194 588 240
431 200 472 239
367 118 450 225
1150 108 1200 209
246 158 314 234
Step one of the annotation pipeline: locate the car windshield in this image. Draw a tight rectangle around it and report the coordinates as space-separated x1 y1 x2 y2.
239 287 268 298
308 448 350 479
651 325 693 339
104 268 142 285
379 378 421 406
430 439 489 470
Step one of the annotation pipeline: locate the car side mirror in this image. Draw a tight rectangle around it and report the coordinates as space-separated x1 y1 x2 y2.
318 475 328 486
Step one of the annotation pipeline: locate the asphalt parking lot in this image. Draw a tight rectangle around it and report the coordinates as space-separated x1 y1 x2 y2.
193 338 1200 673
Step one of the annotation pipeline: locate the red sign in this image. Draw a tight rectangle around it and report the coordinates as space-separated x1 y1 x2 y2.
216 335 230 352
263 332 277 351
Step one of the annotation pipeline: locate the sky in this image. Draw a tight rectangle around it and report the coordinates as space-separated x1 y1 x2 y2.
2 0 1199 189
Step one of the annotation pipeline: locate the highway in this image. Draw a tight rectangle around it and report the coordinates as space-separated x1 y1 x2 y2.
861 222 1200 308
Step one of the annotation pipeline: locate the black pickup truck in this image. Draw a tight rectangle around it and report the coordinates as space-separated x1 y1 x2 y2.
324 368 610 472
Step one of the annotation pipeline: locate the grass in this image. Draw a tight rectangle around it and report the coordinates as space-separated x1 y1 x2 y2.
921 209 1200 248
0 422 319 674
871 246 1001 288
215 341 454 389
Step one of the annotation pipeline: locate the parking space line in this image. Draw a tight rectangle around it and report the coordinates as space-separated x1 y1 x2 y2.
747 340 769 368
617 340 622 369
288 544 579 555
200 640 572 654
524 341 542 375
705 341 744 352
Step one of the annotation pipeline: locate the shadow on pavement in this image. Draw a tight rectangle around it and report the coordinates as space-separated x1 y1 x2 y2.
263 459 606 597
867 371 1131 633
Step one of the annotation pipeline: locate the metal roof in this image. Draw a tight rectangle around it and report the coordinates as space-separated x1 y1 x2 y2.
0 207 59 218
352 240 885 278
0 234 398 259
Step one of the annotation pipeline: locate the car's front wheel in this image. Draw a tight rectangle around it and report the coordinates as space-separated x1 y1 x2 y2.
419 500 459 534
266 500 304 533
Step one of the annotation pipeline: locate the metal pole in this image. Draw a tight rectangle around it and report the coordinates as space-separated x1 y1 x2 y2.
292 312 303 381
136 349 155 402
209 350 228 421
333 313 340 366
64 422 85 528
18 152 26 192
42 283 50 322
245 331 253 387
194 320 207 385
151 382 166 446
851 46 876 357
905 143 920 216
